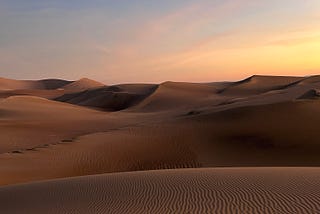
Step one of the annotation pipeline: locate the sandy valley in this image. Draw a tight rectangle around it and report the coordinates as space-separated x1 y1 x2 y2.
1 75 320 213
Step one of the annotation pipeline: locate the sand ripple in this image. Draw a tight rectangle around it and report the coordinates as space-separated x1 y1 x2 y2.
0 168 320 214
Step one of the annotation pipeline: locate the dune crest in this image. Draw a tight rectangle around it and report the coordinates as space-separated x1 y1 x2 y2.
132 82 220 112
55 84 157 111
1 75 320 213
0 77 72 90
219 75 303 96
61 78 105 92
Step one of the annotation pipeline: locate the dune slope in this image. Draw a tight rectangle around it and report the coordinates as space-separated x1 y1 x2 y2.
132 82 222 112
219 75 303 96
2 99 320 186
0 77 71 90
0 96 124 154
56 84 157 111
61 78 105 92
0 168 320 214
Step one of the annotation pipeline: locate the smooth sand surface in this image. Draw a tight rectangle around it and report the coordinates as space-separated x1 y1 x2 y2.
0 89 66 99
219 75 303 96
1 168 320 214
0 77 72 90
0 95 129 154
0 77 105 99
1 99 320 186
55 84 158 111
132 81 222 112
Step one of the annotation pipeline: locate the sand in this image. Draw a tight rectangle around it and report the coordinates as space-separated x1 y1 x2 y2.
1 75 320 213
219 75 304 96
2 99 320 186
0 77 105 100
0 95 124 154
0 168 320 214
131 81 222 112
55 84 158 111
61 78 105 92
0 77 72 90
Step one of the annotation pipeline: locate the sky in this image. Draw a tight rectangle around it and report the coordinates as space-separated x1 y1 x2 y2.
0 0 320 84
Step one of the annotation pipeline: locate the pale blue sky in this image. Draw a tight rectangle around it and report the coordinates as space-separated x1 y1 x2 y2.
0 0 319 83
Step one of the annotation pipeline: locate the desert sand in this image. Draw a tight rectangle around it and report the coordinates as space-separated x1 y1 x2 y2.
1 168 320 213
1 75 320 213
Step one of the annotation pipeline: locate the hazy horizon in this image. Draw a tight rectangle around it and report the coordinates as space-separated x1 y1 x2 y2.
0 74 318 86
1 0 320 84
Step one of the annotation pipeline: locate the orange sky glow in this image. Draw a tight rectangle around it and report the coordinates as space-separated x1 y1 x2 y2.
0 0 319 83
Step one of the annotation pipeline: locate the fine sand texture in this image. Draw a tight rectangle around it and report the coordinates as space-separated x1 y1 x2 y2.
0 168 320 214
1 75 320 213
1 75 320 186
2 99 320 186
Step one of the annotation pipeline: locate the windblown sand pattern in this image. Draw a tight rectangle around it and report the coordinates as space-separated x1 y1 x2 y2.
0 168 320 214
1 75 320 213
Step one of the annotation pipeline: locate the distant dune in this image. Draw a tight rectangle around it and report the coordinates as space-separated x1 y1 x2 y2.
1 168 320 213
218 75 303 96
55 84 157 111
61 78 105 92
0 77 105 99
131 81 221 112
0 77 71 90
1 75 320 213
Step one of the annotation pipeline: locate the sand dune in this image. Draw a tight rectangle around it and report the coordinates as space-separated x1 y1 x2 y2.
0 89 66 99
0 95 103 119
2 99 320 186
116 83 158 94
56 84 157 111
188 75 320 113
0 77 43 90
0 168 320 214
61 78 105 92
298 89 320 100
219 75 303 96
52 75 320 113
0 96 123 154
287 75 320 86
54 75 319 113
132 81 223 112
0 77 105 100
0 77 71 90
38 79 73 89
1 75 320 213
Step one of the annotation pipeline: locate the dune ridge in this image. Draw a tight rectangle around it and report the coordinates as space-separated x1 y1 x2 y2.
1 75 320 213
1 99 320 186
0 77 72 90
0 77 105 100
61 78 105 92
55 84 158 111
218 75 304 96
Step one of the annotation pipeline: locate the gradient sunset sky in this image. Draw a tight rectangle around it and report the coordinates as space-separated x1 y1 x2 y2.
1 0 320 83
